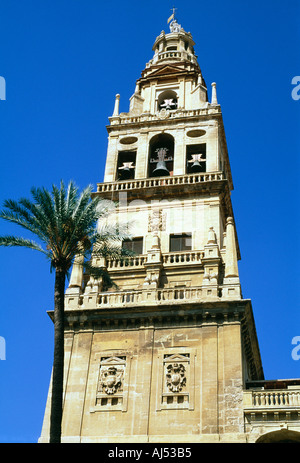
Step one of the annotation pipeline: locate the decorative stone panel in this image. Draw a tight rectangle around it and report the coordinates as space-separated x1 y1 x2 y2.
156 351 195 410
90 355 129 413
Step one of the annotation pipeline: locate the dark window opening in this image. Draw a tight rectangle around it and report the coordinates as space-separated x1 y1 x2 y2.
117 151 136 181
122 237 143 255
166 46 177 51
169 233 192 252
186 144 206 174
149 133 174 177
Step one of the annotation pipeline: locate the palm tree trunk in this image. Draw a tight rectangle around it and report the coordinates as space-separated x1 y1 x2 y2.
49 268 66 443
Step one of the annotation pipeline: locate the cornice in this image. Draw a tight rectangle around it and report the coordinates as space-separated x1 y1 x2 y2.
107 107 222 133
49 298 252 332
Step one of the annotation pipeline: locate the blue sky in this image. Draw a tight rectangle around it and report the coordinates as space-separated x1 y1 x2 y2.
0 0 299 443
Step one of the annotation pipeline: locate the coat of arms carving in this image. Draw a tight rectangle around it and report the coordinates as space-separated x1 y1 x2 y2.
148 209 166 233
166 362 186 392
98 358 126 395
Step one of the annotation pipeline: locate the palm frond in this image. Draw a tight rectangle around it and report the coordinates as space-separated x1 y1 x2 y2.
0 199 47 241
0 235 49 255
0 181 135 277
29 186 57 230
95 220 133 242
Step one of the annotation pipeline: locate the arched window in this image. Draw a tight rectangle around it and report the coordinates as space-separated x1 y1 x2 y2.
157 90 178 112
148 133 174 177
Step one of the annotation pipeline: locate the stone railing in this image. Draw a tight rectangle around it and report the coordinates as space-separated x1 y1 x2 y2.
109 106 221 126
97 290 144 306
66 283 244 310
150 50 198 66
106 251 204 270
157 287 204 302
96 172 224 194
246 390 300 408
106 255 146 269
95 286 206 308
158 50 183 60
243 388 300 430
162 250 203 265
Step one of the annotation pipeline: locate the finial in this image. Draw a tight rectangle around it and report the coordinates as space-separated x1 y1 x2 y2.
211 82 218 105
112 93 120 117
168 6 177 24
224 217 239 278
167 6 182 32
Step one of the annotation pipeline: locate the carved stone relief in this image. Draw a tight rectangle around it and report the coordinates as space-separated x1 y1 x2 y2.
92 355 129 412
148 209 166 233
99 365 124 395
166 363 186 392
156 353 194 410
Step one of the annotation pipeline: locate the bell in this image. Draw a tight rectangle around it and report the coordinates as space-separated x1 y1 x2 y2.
119 167 132 180
152 147 170 177
118 162 134 180
189 160 202 173
188 154 204 173
152 161 170 177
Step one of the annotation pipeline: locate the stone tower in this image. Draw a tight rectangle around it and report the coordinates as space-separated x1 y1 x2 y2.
40 16 300 443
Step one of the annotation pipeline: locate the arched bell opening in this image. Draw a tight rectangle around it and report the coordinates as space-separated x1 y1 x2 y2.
157 90 178 112
148 133 174 178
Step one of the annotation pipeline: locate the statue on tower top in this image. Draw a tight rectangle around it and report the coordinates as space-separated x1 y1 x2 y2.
167 6 182 33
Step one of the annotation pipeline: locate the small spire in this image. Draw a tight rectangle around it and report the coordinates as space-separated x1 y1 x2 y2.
112 93 120 117
224 217 239 278
211 82 218 105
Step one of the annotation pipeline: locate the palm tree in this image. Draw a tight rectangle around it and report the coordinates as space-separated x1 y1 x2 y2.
0 181 132 443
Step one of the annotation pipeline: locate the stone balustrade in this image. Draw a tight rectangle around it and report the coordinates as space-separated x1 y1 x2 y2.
106 255 146 269
153 50 197 65
105 250 204 271
247 389 300 408
109 106 221 126
243 387 300 431
97 172 224 193
66 279 244 309
97 290 143 306
92 286 211 308
162 250 203 265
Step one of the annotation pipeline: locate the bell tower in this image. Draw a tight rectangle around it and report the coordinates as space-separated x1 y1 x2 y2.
99 16 241 303
40 15 300 444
